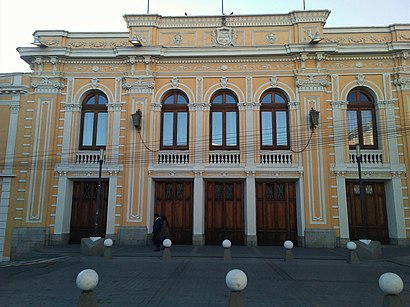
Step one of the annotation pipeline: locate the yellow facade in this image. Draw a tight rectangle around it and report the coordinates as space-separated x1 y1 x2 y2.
1 10 410 261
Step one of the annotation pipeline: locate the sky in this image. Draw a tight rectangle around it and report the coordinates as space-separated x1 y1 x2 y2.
0 0 409 73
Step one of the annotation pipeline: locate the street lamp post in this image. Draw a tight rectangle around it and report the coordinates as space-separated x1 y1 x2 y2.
356 144 368 240
93 149 104 237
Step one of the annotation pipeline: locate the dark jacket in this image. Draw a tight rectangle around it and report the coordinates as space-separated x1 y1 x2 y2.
153 217 162 234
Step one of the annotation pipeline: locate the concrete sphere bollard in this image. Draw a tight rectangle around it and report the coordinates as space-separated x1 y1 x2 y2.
226 269 247 307
163 239 172 248
284 240 294 262
76 269 99 291
284 240 293 250
347 241 359 264
76 269 98 307
379 272 404 307
162 239 172 260
379 273 404 295
223 239 232 249
347 241 357 251
104 238 113 259
222 239 232 261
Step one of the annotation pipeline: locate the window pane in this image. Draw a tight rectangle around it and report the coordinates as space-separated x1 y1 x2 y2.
347 110 359 146
261 112 273 146
347 92 356 102
225 94 236 104
177 112 188 146
261 94 271 104
213 94 222 104
177 94 187 104
276 111 288 146
360 92 370 102
226 112 237 146
98 94 108 104
164 95 174 104
274 93 286 103
361 110 374 146
82 113 94 146
212 112 222 146
86 96 96 105
162 112 174 146
96 112 107 146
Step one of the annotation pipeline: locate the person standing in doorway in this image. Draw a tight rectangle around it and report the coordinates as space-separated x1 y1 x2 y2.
152 213 162 251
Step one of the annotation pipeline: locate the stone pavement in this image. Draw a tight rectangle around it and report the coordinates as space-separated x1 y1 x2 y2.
0 245 409 306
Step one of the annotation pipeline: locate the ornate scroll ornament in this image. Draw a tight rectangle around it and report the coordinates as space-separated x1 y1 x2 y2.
122 77 154 94
356 74 365 86
270 76 278 88
212 26 236 47
171 76 179 89
220 77 228 89
393 75 410 90
90 78 99 89
296 75 328 92
31 77 64 93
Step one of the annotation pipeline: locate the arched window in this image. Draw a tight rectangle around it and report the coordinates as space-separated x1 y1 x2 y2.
347 88 377 149
260 89 289 149
161 91 189 149
79 91 108 150
210 90 239 150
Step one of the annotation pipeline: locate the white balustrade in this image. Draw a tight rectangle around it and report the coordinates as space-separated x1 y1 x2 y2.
75 151 105 164
158 151 190 165
350 150 383 165
209 151 240 165
260 151 292 165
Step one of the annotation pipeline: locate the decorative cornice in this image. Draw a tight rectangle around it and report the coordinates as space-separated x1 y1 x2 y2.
64 103 81 112
122 77 154 94
107 102 122 112
124 10 330 28
331 100 348 109
31 77 64 94
238 102 260 111
189 102 211 111
296 75 328 92
0 85 28 95
376 100 395 109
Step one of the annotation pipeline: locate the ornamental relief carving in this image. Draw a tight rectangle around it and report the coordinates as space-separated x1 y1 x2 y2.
156 62 294 72
212 26 237 47
323 35 389 45
67 40 130 48
324 61 390 69
68 65 124 73
31 77 64 92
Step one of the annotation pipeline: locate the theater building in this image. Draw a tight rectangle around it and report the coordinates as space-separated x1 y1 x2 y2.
1 9 410 261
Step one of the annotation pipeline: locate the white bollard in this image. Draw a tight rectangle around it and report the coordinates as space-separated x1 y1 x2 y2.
346 241 359 264
76 269 99 307
104 238 113 259
162 239 172 260
226 269 247 307
379 272 404 307
283 240 294 262
222 239 232 261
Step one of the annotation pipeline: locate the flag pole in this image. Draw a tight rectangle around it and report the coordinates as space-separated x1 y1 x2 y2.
147 0 150 14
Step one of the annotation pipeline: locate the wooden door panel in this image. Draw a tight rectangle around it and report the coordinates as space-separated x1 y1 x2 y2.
256 181 297 246
154 181 193 245
70 181 108 244
346 181 389 244
205 181 244 245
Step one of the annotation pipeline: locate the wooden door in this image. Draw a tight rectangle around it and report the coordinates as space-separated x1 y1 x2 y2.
346 181 389 244
69 180 109 243
154 181 193 245
205 181 244 245
256 181 297 246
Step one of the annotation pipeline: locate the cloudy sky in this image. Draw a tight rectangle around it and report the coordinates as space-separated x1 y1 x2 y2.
1 0 409 73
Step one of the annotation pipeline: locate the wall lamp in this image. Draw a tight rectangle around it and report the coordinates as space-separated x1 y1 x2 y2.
309 108 320 130
131 109 142 131
31 33 48 47
129 34 143 47
308 32 323 44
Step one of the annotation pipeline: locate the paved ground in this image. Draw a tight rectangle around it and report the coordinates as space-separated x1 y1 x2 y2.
0 245 409 306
